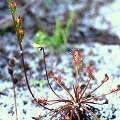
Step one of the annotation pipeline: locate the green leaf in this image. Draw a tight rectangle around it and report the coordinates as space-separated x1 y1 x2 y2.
50 16 63 47
31 80 38 86
65 11 74 36
35 31 46 45
40 79 46 87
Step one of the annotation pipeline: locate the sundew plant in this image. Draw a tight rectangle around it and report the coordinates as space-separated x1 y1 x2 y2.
8 1 120 120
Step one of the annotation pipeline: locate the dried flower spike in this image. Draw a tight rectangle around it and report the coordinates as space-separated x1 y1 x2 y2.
8 67 13 75
9 57 16 66
13 78 18 84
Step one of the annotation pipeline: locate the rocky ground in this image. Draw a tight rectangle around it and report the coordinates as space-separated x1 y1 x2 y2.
0 0 120 120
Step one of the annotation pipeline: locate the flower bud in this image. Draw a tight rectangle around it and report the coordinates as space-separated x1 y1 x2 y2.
9 57 16 66
19 27 24 41
8 67 13 75
16 27 24 41
13 78 18 84
15 16 22 29
10 1 16 14
31 43 43 50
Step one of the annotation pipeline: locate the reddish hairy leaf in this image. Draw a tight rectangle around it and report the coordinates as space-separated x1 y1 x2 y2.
57 75 62 84
86 66 92 78
73 50 82 65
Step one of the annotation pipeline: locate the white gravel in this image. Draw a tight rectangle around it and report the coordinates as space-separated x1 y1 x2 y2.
89 0 120 38
0 42 120 120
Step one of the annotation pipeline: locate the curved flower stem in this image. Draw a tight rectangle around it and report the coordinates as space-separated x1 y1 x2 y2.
41 48 74 101
19 42 34 98
42 48 64 100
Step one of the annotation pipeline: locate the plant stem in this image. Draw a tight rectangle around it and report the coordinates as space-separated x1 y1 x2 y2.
13 84 18 120
10 9 34 99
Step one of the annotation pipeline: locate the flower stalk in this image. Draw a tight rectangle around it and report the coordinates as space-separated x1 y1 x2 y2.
8 0 34 99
